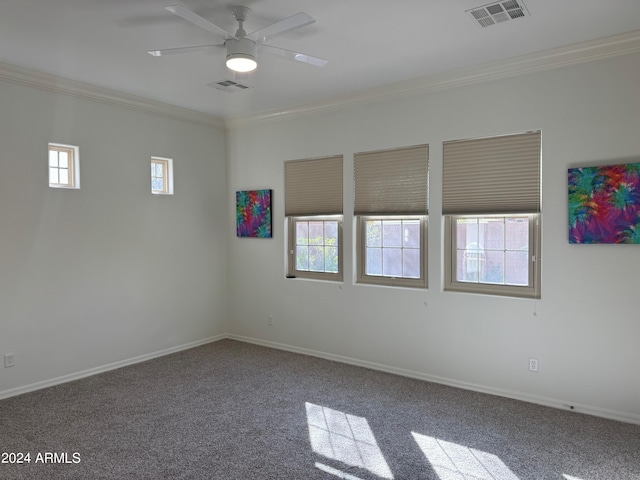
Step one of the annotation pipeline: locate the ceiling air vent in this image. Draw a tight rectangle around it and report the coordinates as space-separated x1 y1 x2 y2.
468 0 529 28
208 79 251 93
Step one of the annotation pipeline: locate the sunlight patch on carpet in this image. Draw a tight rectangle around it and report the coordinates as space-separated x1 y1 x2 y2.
306 402 393 479
412 432 520 480
316 462 366 480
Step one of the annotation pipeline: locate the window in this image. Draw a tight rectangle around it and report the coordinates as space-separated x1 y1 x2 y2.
354 145 428 288
445 214 539 296
443 131 541 298
48 143 79 189
289 216 341 276
359 216 427 283
151 157 173 194
285 156 343 281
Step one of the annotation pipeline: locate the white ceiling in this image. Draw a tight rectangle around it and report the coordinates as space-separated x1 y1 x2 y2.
2 0 640 121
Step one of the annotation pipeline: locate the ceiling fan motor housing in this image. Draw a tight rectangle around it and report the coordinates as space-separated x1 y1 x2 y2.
226 38 257 62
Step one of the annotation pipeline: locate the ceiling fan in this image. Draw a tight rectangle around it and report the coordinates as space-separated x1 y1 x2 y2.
148 4 328 73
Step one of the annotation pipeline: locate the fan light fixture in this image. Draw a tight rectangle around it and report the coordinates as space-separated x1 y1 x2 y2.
225 37 257 73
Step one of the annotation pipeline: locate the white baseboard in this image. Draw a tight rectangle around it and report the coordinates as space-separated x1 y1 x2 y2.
3 332 638 426
227 334 640 426
0 334 227 401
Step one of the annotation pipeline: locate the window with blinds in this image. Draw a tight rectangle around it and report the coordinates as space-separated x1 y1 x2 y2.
443 131 541 298
354 144 429 288
284 156 343 281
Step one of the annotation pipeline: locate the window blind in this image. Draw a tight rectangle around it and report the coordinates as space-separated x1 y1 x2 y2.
284 155 343 216
354 144 428 216
442 131 541 215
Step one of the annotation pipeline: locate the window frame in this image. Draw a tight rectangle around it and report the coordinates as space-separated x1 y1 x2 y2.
48 143 80 189
356 215 428 289
444 213 541 299
287 215 343 282
151 157 174 195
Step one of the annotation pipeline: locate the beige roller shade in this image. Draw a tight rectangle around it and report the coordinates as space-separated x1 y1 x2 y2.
354 144 428 216
284 155 343 216
442 131 541 215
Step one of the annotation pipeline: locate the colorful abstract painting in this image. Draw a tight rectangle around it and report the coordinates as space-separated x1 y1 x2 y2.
236 189 272 238
568 162 640 243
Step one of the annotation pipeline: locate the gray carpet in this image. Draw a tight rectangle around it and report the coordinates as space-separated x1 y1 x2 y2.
1 339 638 480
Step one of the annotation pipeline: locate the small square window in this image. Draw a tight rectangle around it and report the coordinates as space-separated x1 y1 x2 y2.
151 157 173 195
357 216 428 288
444 214 540 298
287 216 342 281
48 144 79 189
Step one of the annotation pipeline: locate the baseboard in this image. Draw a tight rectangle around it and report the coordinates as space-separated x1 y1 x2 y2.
0 334 227 401
4 332 638 426
227 334 640 426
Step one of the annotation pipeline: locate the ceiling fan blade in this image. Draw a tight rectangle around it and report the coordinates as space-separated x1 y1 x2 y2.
260 44 328 67
248 12 315 43
148 44 223 57
165 5 235 40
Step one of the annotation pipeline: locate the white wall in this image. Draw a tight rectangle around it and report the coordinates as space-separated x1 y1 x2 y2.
226 52 640 423
0 80 228 395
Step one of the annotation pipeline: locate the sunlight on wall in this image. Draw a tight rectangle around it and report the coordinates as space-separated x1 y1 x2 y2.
412 432 520 480
563 475 586 480
306 402 394 479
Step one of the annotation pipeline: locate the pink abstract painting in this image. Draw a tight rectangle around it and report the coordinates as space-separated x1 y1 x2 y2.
236 189 272 238
568 162 640 243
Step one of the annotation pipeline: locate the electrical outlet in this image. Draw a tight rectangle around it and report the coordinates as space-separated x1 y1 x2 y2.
4 353 15 368
529 357 538 372
267 315 273 326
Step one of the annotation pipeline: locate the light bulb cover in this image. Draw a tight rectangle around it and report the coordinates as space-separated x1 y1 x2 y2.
226 55 257 72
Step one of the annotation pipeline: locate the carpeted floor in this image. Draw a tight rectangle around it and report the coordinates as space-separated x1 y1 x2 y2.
1 339 638 479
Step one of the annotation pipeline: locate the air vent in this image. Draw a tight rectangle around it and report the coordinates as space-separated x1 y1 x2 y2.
208 79 251 93
467 0 529 28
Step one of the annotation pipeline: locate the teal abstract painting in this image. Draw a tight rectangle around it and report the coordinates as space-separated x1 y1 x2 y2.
568 162 640 243
236 189 272 238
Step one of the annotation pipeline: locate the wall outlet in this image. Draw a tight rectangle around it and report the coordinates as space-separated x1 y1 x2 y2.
4 353 15 368
529 357 539 372
267 315 273 326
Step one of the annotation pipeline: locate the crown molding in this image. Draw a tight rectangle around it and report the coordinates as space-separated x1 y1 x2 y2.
0 62 224 129
3 29 639 131
225 29 640 129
